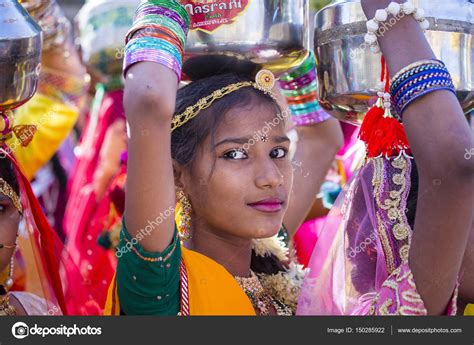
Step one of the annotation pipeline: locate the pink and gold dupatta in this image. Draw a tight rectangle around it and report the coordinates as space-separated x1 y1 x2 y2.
297 156 458 315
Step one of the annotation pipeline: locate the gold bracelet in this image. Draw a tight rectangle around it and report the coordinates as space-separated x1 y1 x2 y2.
390 59 444 85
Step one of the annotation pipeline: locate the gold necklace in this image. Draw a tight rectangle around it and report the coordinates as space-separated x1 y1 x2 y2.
0 293 17 316
234 271 292 316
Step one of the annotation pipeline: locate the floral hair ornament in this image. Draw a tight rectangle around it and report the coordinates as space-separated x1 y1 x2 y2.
0 111 37 147
171 70 277 131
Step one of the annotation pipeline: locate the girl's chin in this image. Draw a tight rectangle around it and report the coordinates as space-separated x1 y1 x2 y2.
251 224 283 239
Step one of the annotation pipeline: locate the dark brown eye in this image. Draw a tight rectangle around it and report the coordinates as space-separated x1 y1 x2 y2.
270 148 287 159
223 149 248 160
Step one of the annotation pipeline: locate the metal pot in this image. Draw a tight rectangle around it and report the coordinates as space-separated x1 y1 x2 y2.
182 0 310 80
314 0 473 125
0 0 42 112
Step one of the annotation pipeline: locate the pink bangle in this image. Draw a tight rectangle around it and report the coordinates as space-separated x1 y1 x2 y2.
279 69 317 90
292 110 332 126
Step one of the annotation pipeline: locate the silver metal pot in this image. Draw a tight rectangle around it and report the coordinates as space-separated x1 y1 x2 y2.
314 0 473 125
0 0 42 112
182 0 310 80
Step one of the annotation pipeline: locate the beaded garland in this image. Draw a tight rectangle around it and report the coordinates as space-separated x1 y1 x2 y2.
234 271 293 316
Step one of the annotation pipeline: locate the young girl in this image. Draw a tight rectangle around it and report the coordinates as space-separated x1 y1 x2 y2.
103 0 343 316
107 0 472 316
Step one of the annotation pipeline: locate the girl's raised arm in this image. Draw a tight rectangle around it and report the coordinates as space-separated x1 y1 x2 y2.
361 0 474 314
123 62 179 253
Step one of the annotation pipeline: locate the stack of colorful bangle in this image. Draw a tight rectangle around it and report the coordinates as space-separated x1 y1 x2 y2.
123 0 190 81
278 52 331 126
390 59 456 116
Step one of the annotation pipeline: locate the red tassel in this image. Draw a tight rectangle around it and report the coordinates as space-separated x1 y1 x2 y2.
358 103 384 143
364 113 410 158
359 55 411 159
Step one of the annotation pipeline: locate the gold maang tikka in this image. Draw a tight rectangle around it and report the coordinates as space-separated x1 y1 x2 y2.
171 70 276 132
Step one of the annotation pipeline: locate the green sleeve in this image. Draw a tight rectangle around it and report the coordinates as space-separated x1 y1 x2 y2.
116 221 181 315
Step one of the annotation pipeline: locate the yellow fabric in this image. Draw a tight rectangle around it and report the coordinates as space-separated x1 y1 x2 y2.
182 247 255 315
465 304 474 316
104 274 119 316
104 247 255 316
8 93 78 181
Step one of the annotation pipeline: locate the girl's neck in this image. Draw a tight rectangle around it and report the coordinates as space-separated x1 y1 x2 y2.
186 225 253 278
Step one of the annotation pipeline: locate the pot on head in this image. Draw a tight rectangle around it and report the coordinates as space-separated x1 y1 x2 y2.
314 0 473 125
0 0 42 112
181 0 310 80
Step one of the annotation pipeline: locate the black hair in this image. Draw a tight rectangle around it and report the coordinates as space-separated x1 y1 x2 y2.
171 73 282 168
0 157 19 195
406 161 419 229
171 73 289 276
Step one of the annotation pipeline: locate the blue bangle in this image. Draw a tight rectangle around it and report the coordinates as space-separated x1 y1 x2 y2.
397 79 455 115
390 62 447 92
396 76 454 104
391 67 450 99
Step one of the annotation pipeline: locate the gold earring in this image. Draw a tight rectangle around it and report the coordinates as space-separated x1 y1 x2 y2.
3 256 14 291
176 190 192 241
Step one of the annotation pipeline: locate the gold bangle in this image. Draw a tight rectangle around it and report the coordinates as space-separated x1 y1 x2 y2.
390 59 444 85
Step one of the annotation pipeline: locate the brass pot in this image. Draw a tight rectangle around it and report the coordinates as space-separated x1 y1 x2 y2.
0 0 42 112
314 0 473 125
181 0 310 80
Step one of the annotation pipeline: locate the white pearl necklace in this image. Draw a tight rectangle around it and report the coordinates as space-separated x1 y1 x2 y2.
364 1 429 53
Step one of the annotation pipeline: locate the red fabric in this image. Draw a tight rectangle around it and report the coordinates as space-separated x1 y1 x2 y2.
63 89 125 314
3 149 67 314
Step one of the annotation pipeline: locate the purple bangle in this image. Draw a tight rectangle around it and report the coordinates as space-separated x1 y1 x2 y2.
279 69 317 90
1 113 12 135
136 6 189 33
124 49 182 81
292 110 332 126
128 49 182 69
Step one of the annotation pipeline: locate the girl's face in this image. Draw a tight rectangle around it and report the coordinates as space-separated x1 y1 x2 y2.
0 190 20 273
181 100 293 242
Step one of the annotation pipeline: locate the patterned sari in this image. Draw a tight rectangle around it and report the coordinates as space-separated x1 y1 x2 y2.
297 156 458 315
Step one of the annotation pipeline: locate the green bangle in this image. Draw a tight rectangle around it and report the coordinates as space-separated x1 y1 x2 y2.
280 81 318 96
141 0 190 25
